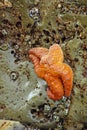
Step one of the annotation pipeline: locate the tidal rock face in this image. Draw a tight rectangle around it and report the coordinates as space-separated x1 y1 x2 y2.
0 0 87 129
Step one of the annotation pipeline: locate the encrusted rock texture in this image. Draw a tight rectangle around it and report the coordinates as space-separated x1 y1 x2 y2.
0 0 87 130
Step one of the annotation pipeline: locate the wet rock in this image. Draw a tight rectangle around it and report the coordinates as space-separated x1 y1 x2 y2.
0 0 87 129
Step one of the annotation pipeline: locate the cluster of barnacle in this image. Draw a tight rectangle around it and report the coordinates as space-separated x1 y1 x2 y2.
29 97 70 123
29 7 40 22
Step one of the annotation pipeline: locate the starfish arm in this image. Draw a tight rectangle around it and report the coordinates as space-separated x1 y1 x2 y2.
47 44 64 64
29 54 40 68
29 47 48 59
40 44 64 65
60 63 73 97
47 88 57 100
49 63 73 97
45 73 64 100
29 54 47 79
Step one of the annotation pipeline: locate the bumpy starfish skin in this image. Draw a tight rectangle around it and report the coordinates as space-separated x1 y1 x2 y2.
41 44 64 65
45 73 64 100
50 63 73 97
29 54 64 100
29 44 73 100
29 47 48 60
29 54 48 79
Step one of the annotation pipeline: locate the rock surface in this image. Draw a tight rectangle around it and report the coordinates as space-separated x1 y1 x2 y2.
0 0 87 129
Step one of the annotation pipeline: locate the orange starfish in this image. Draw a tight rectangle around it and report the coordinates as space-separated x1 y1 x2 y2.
29 44 73 100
